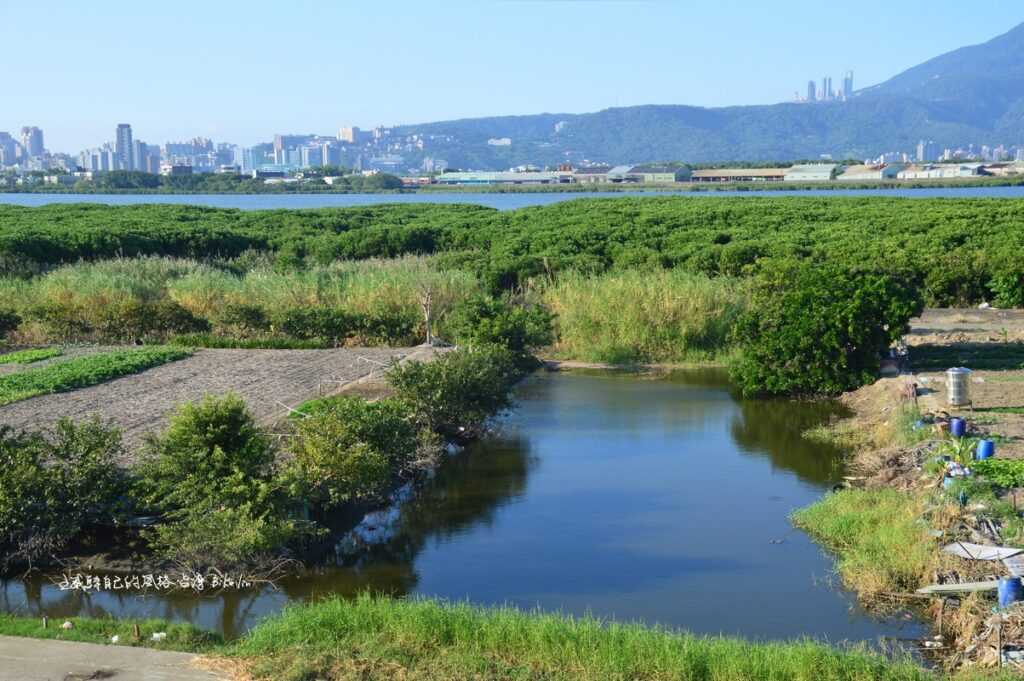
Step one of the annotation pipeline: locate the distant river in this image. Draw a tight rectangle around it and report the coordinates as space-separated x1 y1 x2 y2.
3 185 1024 210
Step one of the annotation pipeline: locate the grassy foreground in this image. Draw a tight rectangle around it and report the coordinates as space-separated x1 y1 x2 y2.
1 595 1018 680
0 346 190 406
791 489 938 598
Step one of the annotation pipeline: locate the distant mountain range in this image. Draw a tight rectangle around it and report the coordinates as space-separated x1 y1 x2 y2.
393 23 1024 168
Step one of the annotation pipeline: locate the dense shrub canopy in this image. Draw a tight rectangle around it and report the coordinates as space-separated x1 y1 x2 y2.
0 419 124 566
3 197 1024 306
387 345 520 440
729 264 923 396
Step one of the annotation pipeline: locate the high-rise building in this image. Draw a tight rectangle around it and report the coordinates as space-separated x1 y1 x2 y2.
116 124 134 170
0 132 16 166
916 140 938 162
20 126 44 157
806 81 816 102
842 71 854 99
338 126 360 144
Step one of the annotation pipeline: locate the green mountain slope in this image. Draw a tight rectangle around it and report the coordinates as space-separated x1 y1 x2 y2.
394 22 1024 166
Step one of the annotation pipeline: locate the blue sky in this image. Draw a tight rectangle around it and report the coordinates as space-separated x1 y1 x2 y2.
5 1 1023 151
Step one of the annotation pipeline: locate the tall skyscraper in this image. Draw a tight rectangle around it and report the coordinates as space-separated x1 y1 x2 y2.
116 124 134 170
20 126 44 157
0 132 16 166
806 81 816 102
842 71 854 99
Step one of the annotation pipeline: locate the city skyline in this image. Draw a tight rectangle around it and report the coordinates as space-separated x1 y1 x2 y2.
3 1 1023 151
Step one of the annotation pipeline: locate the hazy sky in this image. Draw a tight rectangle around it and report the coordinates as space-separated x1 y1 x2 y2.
5 1 1024 152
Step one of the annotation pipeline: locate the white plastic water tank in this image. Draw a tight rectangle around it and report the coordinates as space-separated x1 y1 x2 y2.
946 367 972 407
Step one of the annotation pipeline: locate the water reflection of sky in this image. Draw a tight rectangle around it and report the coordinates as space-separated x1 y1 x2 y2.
1 371 925 645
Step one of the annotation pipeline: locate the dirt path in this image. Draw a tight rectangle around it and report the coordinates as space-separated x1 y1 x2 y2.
0 346 428 462
0 635 225 681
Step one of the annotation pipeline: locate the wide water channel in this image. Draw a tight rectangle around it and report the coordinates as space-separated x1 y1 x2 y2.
0 370 926 644
3 185 1024 210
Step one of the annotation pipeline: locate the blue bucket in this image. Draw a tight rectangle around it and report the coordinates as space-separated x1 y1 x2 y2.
942 476 955 490
999 577 1024 608
976 440 995 460
950 418 967 438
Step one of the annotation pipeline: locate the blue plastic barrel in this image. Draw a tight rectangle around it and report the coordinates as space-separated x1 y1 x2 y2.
976 440 995 460
950 418 967 438
999 577 1023 608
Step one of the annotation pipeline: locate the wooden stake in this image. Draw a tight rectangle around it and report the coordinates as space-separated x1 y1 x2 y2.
133 623 140 641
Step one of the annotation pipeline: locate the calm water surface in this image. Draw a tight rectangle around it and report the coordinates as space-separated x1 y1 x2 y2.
0 370 925 644
2 185 1024 210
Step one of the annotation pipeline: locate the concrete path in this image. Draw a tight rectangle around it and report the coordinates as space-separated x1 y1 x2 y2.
0 635 225 681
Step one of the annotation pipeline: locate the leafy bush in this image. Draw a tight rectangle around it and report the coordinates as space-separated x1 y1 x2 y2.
0 347 191 406
730 264 923 396
146 503 310 569
216 303 269 336
135 394 300 568
135 394 278 513
387 345 519 440
353 307 421 346
971 459 1024 488
0 419 125 566
274 307 354 346
0 348 62 365
287 397 437 506
444 294 554 357
989 263 1024 308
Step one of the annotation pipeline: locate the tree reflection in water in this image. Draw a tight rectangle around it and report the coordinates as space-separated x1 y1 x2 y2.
0 434 534 638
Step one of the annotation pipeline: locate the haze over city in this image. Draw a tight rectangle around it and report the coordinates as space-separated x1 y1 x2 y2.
4 1 1024 151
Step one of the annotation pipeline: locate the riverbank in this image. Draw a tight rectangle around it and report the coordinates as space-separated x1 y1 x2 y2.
0 595 1010 681
794 309 1024 671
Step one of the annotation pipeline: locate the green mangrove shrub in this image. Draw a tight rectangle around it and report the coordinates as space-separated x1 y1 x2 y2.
387 345 519 440
135 394 304 568
443 294 554 359
730 264 923 397
0 419 125 567
287 396 437 506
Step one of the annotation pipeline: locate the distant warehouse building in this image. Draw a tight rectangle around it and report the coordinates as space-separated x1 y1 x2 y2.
690 168 787 183
837 164 905 181
627 164 692 183
435 171 572 186
783 164 838 182
897 164 989 180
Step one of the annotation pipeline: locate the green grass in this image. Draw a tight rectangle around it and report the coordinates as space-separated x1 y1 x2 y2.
0 597 1018 680
792 489 937 596
0 347 191 406
0 347 62 365
910 343 1024 371
542 270 747 364
169 333 331 349
0 613 221 651
974 405 1024 414
228 594 941 681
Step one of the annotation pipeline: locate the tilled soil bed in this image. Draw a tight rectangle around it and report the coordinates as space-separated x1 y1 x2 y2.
0 346 425 462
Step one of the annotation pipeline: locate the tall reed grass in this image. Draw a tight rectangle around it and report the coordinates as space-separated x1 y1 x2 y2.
542 269 747 364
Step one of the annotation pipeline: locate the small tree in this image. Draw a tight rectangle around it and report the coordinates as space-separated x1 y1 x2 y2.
730 263 922 397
